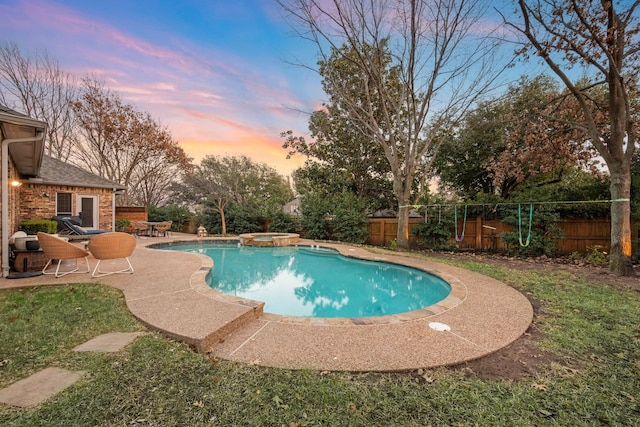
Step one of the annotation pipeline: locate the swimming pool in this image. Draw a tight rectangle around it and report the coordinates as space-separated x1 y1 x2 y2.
165 243 451 318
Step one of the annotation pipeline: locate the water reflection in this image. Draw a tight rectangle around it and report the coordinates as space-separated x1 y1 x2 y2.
169 245 450 318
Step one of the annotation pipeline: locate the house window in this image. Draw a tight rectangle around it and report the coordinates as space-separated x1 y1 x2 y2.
56 192 72 216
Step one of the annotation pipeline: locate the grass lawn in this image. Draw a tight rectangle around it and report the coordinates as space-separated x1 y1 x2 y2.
0 257 639 426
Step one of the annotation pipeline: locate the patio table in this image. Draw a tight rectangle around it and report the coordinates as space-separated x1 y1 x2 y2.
140 221 162 237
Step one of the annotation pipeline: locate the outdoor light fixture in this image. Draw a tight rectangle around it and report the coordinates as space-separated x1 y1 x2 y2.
10 180 21 187
40 191 49 198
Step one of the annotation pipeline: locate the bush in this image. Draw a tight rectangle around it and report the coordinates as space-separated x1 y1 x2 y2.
148 205 193 232
300 193 331 240
196 204 266 235
331 193 369 244
500 204 563 257
197 208 222 235
115 219 130 232
411 220 456 250
268 211 299 233
572 245 609 265
19 219 57 234
225 204 265 234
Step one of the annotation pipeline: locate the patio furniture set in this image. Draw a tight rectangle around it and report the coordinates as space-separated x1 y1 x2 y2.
8 216 169 277
36 231 136 278
131 220 172 237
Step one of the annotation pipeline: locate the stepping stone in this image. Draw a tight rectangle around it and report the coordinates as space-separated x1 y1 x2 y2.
0 367 85 408
73 332 145 353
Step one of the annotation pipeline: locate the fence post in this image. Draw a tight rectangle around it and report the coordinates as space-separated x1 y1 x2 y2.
476 216 482 250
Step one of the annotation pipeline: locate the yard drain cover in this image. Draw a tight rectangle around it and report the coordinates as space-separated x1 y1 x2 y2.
428 322 451 332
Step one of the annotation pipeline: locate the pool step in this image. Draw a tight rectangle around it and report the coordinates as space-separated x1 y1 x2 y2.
197 299 264 352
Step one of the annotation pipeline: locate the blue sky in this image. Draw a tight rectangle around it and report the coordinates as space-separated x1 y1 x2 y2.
0 0 324 175
0 0 561 177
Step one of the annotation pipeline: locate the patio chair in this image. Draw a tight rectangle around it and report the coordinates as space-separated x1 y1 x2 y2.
56 218 111 237
87 232 136 278
153 221 172 237
37 232 91 278
131 221 150 237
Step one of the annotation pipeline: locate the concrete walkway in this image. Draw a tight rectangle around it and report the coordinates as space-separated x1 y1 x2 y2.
0 234 533 372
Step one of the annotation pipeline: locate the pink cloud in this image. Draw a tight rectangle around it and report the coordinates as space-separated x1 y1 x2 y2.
0 0 319 177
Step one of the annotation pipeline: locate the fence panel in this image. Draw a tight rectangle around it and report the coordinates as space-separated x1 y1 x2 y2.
367 217 637 255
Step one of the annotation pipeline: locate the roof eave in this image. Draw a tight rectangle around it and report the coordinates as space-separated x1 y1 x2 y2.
0 111 47 177
34 177 127 190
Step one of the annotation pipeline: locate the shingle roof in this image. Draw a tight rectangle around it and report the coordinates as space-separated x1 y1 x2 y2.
37 155 126 190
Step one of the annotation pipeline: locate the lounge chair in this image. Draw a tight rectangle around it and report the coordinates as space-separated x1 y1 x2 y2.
56 218 111 238
87 232 136 278
37 232 90 278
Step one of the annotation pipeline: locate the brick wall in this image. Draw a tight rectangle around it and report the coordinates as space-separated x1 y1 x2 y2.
19 184 115 230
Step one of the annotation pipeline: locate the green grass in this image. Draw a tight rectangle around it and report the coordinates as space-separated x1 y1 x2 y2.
0 260 639 426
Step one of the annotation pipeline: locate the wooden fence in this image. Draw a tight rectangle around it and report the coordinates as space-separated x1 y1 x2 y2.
115 206 148 224
367 217 638 255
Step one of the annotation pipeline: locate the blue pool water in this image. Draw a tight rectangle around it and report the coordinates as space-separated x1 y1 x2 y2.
164 244 451 318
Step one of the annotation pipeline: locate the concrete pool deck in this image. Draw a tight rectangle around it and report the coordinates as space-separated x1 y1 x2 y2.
0 234 533 372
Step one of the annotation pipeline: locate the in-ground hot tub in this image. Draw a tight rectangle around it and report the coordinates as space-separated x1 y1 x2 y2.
239 232 300 247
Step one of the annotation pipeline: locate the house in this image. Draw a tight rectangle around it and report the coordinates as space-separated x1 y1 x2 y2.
20 155 126 230
283 196 301 216
370 208 423 218
1 106 125 277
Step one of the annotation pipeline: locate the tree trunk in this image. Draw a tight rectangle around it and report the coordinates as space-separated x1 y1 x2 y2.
609 167 634 276
397 204 410 249
218 207 227 236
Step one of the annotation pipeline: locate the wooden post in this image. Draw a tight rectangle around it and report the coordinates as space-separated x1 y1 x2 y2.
476 216 483 250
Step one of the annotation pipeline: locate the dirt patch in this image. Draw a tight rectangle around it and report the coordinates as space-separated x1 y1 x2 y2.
418 251 638 381
448 296 558 381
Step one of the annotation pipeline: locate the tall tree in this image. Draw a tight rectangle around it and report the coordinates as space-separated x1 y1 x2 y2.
128 140 194 207
505 0 640 275
279 0 505 249
433 96 511 198
176 155 292 235
282 106 393 211
0 42 78 160
488 75 600 197
71 79 192 206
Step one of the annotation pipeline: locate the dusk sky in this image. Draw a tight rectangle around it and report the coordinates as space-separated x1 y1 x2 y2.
0 0 559 178
0 0 325 176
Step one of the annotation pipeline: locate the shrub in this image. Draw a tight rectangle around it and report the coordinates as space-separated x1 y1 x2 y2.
331 192 369 244
572 245 609 265
300 193 331 240
115 219 130 232
500 204 563 257
225 204 265 234
411 220 455 250
19 219 57 234
268 211 299 233
148 205 193 232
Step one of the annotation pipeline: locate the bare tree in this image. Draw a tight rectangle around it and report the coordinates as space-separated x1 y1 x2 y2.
72 78 192 206
505 0 639 275
129 144 194 207
0 42 78 161
278 0 507 248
